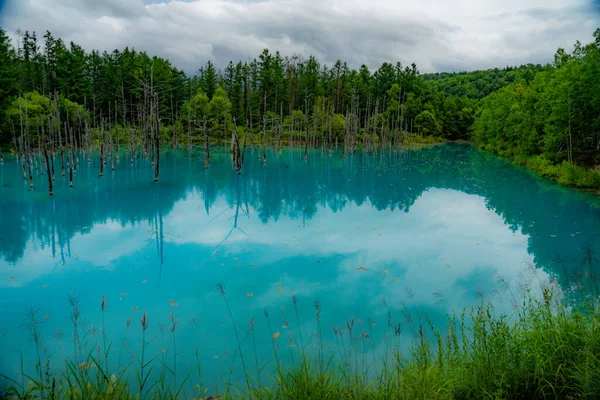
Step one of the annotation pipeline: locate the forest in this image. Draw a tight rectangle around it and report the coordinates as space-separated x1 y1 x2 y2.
0 27 599 188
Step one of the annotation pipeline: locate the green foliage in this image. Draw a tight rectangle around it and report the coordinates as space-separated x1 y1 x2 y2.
518 156 600 189
199 60 218 99
208 87 232 138
332 114 346 140
403 133 443 146
0 28 18 142
414 110 440 136
180 89 209 130
283 110 307 132
423 64 545 99
472 31 600 188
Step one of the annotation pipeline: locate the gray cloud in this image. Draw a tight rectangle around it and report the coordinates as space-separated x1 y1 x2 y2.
1 0 599 74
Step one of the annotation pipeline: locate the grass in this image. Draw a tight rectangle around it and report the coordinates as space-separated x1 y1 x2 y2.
521 156 600 190
481 145 600 191
2 263 600 399
402 134 445 146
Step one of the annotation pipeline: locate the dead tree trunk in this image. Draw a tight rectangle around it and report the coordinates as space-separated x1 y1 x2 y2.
204 106 209 169
42 122 53 195
18 97 27 181
304 92 309 160
262 91 267 164
100 119 105 177
24 100 33 188
372 98 379 154
68 126 73 187
277 103 283 153
232 120 242 174
114 101 119 162
241 117 248 170
154 113 160 182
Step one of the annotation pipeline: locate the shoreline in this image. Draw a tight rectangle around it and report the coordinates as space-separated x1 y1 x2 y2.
473 144 600 196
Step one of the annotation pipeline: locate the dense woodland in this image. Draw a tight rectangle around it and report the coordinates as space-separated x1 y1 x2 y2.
0 27 599 189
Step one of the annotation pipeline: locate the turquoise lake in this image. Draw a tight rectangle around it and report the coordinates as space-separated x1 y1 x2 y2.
1 143 600 394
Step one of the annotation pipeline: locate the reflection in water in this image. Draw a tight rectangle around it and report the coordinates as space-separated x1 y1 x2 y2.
0 144 599 391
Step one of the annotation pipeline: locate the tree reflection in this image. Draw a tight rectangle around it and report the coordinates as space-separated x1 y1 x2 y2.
1 144 599 297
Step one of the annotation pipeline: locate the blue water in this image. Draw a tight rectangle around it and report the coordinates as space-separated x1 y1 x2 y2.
1 144 599 395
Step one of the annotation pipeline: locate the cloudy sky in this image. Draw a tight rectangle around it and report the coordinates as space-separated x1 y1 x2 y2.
1 0 599 74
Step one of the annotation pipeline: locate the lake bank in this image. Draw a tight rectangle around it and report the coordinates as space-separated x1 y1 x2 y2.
472 143 600 194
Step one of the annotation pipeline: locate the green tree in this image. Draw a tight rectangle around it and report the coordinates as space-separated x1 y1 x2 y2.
201 61 218 100
0 28 18 144
415 110 439 136
208 87 232 138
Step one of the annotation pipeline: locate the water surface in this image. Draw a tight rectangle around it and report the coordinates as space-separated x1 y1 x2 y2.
1 144 599 392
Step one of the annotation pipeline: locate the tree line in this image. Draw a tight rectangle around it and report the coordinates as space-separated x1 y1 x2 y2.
0 27 598 188
0 28 479 153
472 29 600 188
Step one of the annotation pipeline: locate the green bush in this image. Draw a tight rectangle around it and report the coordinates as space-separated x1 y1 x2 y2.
404 134 444 145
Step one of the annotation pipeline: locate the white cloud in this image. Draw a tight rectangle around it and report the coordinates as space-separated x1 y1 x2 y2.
1 187 546 313
1 0 599 73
